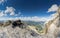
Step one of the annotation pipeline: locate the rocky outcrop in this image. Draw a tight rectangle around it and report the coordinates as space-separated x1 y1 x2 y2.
0 24 42 38
43 7 60 38
0 19 42 38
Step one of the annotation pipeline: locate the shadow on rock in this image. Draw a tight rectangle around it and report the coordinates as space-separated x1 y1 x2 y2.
12 20 26 29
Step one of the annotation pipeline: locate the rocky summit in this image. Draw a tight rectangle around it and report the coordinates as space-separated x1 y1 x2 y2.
0 24 41 38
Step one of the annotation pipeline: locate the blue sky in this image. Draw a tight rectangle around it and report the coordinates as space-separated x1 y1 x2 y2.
0 0 60 22
5 0 59 17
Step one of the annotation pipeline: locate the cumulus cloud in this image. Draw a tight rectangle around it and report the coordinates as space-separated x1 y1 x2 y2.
5 6 15 16
0 6 23 17
0 0 6 4
0 6 16 17
48 4 58 12
0 10 8 17
10 12 15 16
15 12 21 16
0 11 4 16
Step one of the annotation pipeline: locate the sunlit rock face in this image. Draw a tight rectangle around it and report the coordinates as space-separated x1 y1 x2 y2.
57 6 60 27
44 7 60 38
47 17 58 34
44 13 58 33
54 7 60 38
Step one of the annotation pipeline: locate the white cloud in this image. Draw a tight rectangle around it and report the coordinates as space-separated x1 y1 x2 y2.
0 11 4 16
0 16 48 22
0 6 16 17
0 10 8 17
48 4 58 12
9 16 48 22
0 0 6 4
10 12 15 16
5 6 15 16
15 12 21 16
0 6 22 17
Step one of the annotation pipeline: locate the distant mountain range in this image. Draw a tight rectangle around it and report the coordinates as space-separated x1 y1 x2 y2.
22 21 45 26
